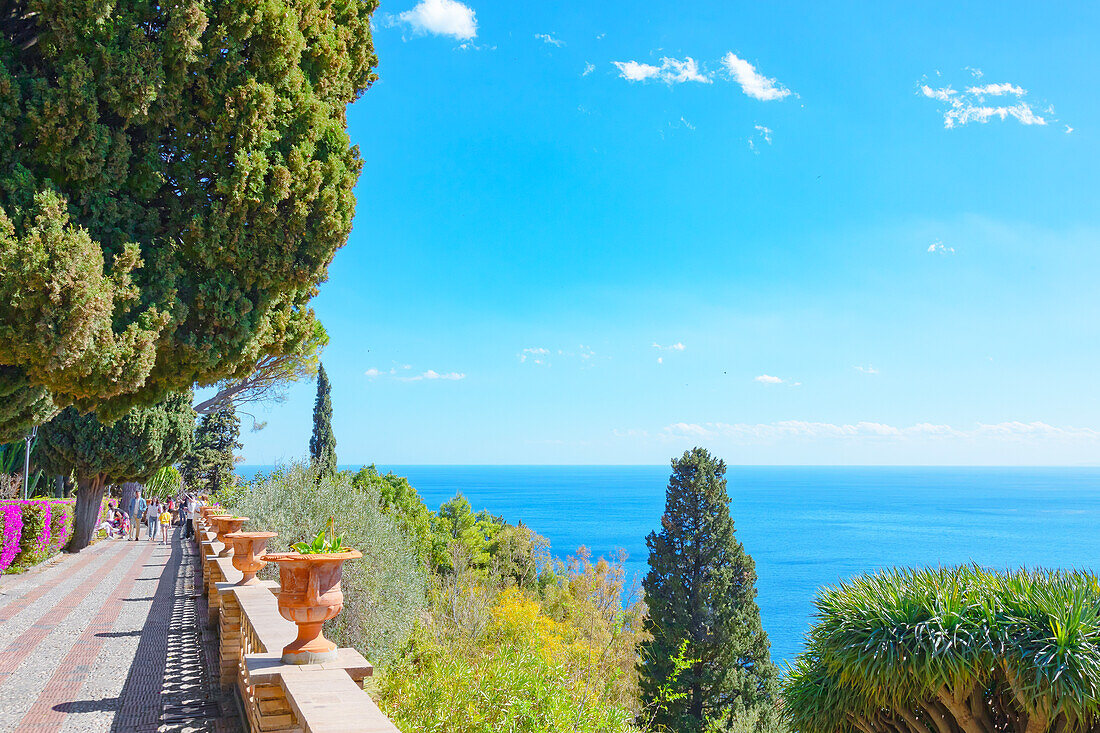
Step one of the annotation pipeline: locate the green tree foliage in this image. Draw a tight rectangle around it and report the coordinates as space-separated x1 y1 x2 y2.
179 404 241 495
784 566 1100 733
640 448 778 732
224 462 427 664
37 392 194 551
309 363 337 478
353 465 435 566
0 0 378 434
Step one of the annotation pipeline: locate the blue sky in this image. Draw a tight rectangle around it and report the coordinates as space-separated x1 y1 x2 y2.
237 0 1100 465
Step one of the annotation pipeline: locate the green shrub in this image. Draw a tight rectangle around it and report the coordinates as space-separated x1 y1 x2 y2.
783 566 1100 733
223 462 428 664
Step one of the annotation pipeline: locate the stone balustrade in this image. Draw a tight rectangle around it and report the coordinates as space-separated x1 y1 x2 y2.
197 516 400 733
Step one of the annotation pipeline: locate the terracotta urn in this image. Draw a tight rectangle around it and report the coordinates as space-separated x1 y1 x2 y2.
260 550 362 664
224 531 277 585
209 515 248 557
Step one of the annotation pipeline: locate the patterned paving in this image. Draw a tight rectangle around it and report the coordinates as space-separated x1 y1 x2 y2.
0 528 242 733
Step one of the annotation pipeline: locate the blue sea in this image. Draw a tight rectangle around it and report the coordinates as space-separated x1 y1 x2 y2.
236 465 1100 665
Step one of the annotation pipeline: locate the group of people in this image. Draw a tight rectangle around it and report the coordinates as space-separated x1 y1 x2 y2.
100 491 206 545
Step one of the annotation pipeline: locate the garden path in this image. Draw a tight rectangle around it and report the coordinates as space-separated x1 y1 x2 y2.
0 527 241 732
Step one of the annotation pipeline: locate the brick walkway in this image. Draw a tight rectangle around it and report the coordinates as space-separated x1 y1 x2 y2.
0 527 243 733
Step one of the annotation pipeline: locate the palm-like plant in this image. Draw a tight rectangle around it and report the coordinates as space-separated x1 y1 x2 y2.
783 566 1100 733
144 466 182 502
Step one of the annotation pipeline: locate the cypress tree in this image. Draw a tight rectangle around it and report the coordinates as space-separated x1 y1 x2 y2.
640 448 778 732
179 405 242 495
37 392 195 552
309 364 337 478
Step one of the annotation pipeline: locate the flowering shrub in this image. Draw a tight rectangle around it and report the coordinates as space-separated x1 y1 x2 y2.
0 498 91 573
0 503 21 572
49 501 73 550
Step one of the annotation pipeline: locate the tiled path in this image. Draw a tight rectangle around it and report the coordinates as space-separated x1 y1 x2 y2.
0 528 242 732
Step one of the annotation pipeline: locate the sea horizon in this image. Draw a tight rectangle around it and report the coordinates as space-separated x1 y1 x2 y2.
233 464 1100 665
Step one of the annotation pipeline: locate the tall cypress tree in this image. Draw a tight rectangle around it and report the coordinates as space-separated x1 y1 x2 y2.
179 405 241 495
640 448 778 732
309 364 337 478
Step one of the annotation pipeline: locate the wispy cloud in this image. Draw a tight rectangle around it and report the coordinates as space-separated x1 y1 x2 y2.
397 369 466 382
612 57 711 84
919 73 1054 129
754 374 784 384
535 32 564 47
582 62 595 76
854 365 879 374
367 365 466 381
652 342 686 352
661 420 1100 443
721 52 791 101
928 240 955 254
518 347 550 365
519 345 597 368
394 0 477 40
748 124 773 153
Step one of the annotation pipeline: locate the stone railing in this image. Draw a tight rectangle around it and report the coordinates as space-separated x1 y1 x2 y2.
196 511 400 733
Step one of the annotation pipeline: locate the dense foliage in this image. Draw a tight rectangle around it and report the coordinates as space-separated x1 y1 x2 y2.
223 463 427 663
0 0 378 434
641 448 778 732
37 392 194 550
309 363 337 478
224 461 648 733
180 404 241 494
784 566 1100 733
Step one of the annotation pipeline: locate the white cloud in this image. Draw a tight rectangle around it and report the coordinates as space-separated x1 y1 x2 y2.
854 365 879 374
920 74 1054 129
660 420 1100 443
613 57 711 85
1065 125 1074 134
518 347 550 365
721 52 791 101
396 0 477 40
754 374 784 384
652 342 686 351
368 365 465 381
966 83 1026 96
582 62 595 76
535 33 564 47
748 124 773 153
928 240 955 254
398 369 466 381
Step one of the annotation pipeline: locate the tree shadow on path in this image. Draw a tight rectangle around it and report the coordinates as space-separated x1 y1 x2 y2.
108 529 240 733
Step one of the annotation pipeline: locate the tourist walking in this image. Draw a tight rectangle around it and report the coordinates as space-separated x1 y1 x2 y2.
188 495 202 541
145 500 160 541
159 505 171 544
180 497 192 539
129 491 146 541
